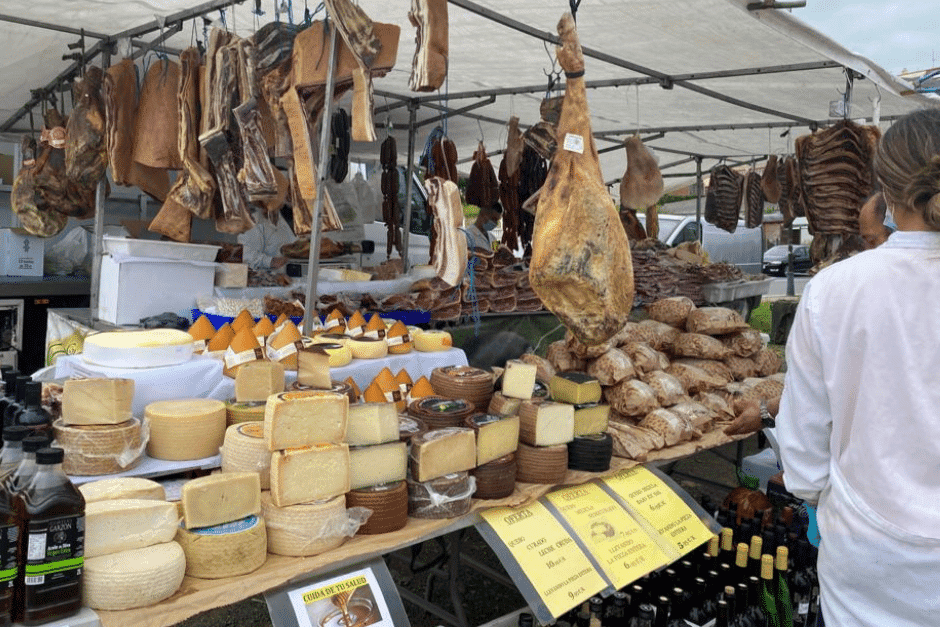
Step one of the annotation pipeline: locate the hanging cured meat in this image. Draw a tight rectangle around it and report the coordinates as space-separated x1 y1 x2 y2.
795 120 880 235
466 142 499 209
380 135 402 258
429 135 458 183
11 137 68 237
133 60 183 170
324 0 381 142
234 38 279 204
743 170 764 229
517 144 547 257
620 135 664 210
776 155 795 226
425 177 468 287
529 13 634 346
257 22 299 159
706 165 744 233
409 0 448 92
523 96 564 160
33 109 96 220
499 117 524 251
63 66 108 218
761 155 781 203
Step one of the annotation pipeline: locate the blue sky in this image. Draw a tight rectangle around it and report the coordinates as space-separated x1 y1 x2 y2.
792 2 939 74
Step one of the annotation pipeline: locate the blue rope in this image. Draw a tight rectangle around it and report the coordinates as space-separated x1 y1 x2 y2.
421 126 445 176
466 257 481 336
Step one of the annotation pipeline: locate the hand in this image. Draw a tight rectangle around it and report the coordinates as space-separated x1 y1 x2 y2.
270 256 288 269
724 400 762 436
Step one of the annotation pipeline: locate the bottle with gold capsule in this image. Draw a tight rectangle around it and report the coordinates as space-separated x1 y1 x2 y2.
719 527 735 567
748 535 764 581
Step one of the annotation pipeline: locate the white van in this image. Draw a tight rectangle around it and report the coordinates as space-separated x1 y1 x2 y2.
361 166 433 268
650 213 765 274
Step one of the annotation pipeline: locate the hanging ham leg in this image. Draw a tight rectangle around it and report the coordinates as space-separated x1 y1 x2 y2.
620 135 663 210
408 0 448 92
234 39 279 204
529 13 634 346
324 0 381 142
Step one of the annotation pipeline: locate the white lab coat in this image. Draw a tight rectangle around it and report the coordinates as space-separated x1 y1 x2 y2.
776 230 940 627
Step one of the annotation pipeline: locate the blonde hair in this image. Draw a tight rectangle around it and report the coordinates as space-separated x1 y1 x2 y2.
873 108 940 230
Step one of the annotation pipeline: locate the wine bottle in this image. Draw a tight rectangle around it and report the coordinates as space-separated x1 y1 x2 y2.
653 595 670 627
745 576 768 627
629 603 655 627
608 591 628 622
734 543 750 589
666 589 686 627
715 599 732 627
722 586 737 623
748 536 764 581
775 547 793 627
790 542 813 626
760 554 782 627
686 577 711 625
720 527 735 567
702 570 721 622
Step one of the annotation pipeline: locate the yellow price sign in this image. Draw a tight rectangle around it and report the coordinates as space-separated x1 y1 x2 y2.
604 466 712 556
482 501 607 617
546 483 670 589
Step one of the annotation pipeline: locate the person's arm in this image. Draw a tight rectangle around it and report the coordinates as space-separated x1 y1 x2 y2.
775 283 833 506
724 395 780 436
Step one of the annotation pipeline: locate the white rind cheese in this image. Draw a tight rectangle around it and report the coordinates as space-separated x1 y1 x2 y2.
83 329 194 369
175 515 267 579
62 378 134 425
349 442 408 489
270 443 351 506
518 401 575 446
502 360 537 400
410 427 477 482
145 399 227 461
79 477 166 503
346 403 400 445
83 542 186 611
181 472 262 529
85 499 180 558
264 391 348 451
261 493 349 557
220 423 271 489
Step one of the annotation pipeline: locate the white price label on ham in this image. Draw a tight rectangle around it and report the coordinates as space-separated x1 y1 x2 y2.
563 133 585 154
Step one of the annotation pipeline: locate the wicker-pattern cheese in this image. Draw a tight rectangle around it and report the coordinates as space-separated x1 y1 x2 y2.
221 423 271 488
145 399 226 461
176 515 267 579
261 493 349 556
53 418 144 475
83 542 186 611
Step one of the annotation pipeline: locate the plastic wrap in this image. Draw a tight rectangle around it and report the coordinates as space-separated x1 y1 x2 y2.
52 417 148 475
604 379 660 417
261 493 370 557
641 370 686 406
407 472 476 519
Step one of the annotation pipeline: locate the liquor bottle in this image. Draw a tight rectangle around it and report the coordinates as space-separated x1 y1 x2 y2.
790 542 813 626
607 591 629 622
15 447 85 625
5 436 49 494
0 423 15 627
759 554 782 627
2 377 29 429
653 595 670 627
775 546 793 627
14 384 51 439
720 527 735 566
0 427 28 479
734 543 750 589
715 599 731 627
748 536 764 581
629 603 655 627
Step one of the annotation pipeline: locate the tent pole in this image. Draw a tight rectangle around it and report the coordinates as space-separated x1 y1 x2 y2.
695 157 704 244
90 50 111 323
302 26 338 336
401 101 419 274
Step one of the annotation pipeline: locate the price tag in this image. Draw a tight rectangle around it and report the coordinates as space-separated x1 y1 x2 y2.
481 502 606 617
563 133 584 154
604 466 712 555
546 483 670 589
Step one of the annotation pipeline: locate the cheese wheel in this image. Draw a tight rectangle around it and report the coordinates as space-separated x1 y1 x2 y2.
225 400 266 426
407 472 474 519
261 492 350 556
309 333 350 346
53 418 144 476
346 481 408 535
188 315 216 353
231 309 255 333
83 329 194 368
312 342 352 368
83 542 186 611
79 477 166 503
221 423 271 488
207 322 235 352
175 515 267 579
386 320 413 354
85 499 180 558
414 330 452 352
145 399 226 461
349 337 389 360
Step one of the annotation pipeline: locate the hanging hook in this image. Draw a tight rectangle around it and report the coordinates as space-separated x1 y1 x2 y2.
569 0 581 22
477 118 485 143
635 84 641 135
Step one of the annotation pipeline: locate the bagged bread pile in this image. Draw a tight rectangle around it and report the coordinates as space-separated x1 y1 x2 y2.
544 297 783 461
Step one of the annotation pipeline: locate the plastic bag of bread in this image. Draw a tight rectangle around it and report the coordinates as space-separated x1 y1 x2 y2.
518 353 556 383
612 321 658 348
723 355 760 381
685 307 749 335
565 329 611 359
640 370 685 406
694 391 736 422
606 420 653 460
546 340 586 372
719 327 763 358
669 400 717 432
745 377 785 401
647 296 696 328
672 333 731 360
638 319 681 352
604 379 660 417
622 342 670 374
671 358 733 386
611 412 667 449
753 347 782 376
639 408 698 447
667 362 728 394
586 348 636 386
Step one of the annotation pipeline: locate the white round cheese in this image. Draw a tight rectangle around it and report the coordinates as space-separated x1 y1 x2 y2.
83 541 186 611
82 329 194 368
175 515 267 579
220 423 271 489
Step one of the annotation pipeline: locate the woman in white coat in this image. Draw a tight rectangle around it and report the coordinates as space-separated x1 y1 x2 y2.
776 108 940 627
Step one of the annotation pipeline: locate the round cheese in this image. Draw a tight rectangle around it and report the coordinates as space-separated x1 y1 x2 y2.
83 541 186 611
225 400 266 426
221 423 271 489
175 515 267 579
313 342 352 368
79 477 166 503
53 418 144 476
349 337 389 360
415 330 452 352
261 492 350 557
145 399 226 461
82 329 194 369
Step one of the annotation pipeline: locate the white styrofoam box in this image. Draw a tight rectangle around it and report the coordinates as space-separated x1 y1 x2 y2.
102 235 220 262
97 255 216 325
0 228 44 276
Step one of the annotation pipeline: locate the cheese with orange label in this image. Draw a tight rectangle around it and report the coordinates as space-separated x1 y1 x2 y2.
263 390 349 450
223 327 264 378
349 337 388 359
323 309 346 331
207 322 235 352
231 309 255 333
386 320 413 354
267 321 303 369
221 423 271 488
409 376 435 401
270 443 350 506
252 317 275 345
188 315 216 353
344 310 367 338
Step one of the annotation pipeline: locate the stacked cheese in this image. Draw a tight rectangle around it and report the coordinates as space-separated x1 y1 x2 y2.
345 402 409 534
546 372 614 473
407 423 478 518
545 298 784 462
82 485 185 610
261 390 355 556
55 378 145 475
176 473 267 578
145 399 226 461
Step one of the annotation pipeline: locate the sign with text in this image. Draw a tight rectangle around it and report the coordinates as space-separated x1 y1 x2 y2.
481 501 607 618
286 565 393 627
603 466 713 555
546 482 671 589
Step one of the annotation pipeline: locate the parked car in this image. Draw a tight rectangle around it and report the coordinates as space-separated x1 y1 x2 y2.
644 214 765 274
763 244 811 276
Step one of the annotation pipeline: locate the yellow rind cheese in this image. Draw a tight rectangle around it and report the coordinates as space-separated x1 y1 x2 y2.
175 515 267 579
145 399 227 461
414 330 452 352
269 443 351 507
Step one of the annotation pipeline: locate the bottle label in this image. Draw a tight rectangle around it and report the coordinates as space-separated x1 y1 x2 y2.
24 515 84 587
0 523 18 587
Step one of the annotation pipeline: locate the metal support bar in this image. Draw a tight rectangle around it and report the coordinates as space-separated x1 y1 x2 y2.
131 22 184 60
457 147 505 165
89 182 106 321
401 101 419 273
447 0 815 124
604 156 695 186
0 14 109 39
414 95 496 130
302 25 338 336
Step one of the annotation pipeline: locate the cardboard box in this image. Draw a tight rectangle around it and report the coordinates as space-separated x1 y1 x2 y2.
0 229 44 277
97 255 216 325
214 262 248 288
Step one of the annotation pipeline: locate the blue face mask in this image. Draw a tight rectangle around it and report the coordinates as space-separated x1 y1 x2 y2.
482 219 497 232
